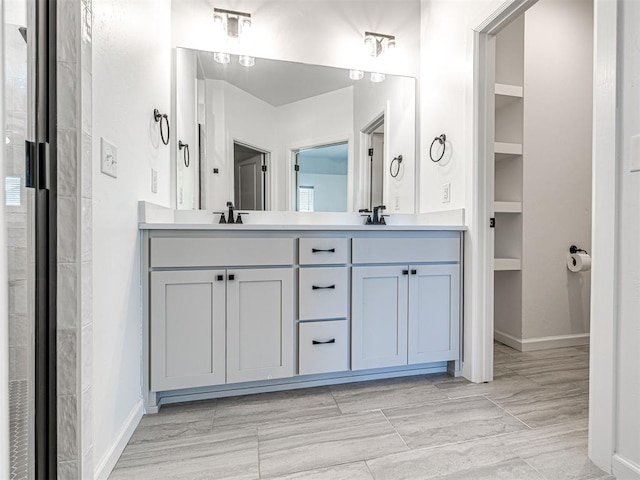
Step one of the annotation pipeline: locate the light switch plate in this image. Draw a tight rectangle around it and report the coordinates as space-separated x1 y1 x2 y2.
631 134 640 172
100 137 118 178
151 169 158 193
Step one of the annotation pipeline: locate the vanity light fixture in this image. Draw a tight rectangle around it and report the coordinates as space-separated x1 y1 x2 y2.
364 31 396 58
213 7 252 40
349 69 364 80
370 72 386 83
213 51 230 64
239 55 255 67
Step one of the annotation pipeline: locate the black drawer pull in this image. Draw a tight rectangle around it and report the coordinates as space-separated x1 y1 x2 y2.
216 275 224 281
312 338 336 345
228 274 235 281
312 285 336 290
402 270 409 275
411 269 417 275
312 248 336 253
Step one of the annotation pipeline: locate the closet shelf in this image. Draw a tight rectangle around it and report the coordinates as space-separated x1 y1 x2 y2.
494 258 522 271
495 142 523 160
494 201 522 213
495 83 523 109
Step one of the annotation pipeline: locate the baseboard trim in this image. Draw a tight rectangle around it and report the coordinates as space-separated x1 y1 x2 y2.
494 330 590 352
95 399 143 480
613 454 640 479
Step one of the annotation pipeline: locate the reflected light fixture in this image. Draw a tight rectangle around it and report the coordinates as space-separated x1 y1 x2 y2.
213 51 230 64
213 7 252 40
239 55 255 67
364 31 396 57
349 69 364 80
370 72 386 83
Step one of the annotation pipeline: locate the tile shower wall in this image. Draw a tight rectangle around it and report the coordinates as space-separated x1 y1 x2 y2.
56 0 93 477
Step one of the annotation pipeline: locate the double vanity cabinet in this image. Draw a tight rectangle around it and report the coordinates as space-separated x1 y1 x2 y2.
140 225 464 411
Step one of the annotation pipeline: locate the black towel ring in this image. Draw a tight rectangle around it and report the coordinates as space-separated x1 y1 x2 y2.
430 134 446 162
178 140 190 168
390 155 403 178
154 108 170 146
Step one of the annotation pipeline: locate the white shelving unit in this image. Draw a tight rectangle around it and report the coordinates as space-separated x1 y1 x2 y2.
494 258 522 271
494 201 522 213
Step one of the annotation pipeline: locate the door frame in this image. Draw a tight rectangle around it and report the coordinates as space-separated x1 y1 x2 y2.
471 0 618 472
231 139 272 211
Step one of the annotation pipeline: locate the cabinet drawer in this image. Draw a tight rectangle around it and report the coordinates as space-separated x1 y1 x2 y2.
299 320 349 375
151 237 294 268
352 235 460 264
299 267 348 320
299 238 348 265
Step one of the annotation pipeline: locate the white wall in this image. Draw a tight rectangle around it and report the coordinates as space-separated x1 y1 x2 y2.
614 0 640 474
173 0 421 213
92 0 171 472
521 0 593 340
175 48 198 209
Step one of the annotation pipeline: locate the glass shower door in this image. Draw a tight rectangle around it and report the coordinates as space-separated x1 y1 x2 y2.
5 1 36 478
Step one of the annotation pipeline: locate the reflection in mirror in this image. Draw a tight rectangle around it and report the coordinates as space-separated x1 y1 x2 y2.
174 48 417 213
294 143 348 212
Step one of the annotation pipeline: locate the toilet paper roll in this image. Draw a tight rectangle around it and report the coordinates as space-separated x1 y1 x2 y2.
567 253 591 272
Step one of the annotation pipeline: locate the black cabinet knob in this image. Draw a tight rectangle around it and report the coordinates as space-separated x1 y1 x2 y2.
228 274 235 281
216 275 224 281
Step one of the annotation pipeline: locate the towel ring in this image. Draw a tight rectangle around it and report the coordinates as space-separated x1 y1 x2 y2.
178 140 190 168
390 155 403 178
430 134 446 162
154 109 170 146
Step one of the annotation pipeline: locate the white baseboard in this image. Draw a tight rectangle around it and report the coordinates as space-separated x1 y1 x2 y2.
95 399 143 480
494 330 590 352
613 454 640 480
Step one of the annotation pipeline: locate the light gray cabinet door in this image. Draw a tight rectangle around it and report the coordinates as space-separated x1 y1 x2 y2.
408 264 460 364
226 268 294 383
351 266 408 370
150 270 226 391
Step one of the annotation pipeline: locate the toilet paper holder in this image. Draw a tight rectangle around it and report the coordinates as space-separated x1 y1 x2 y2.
569 245 588 255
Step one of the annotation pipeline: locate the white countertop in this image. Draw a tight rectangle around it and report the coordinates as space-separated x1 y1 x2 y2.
138 201 467 232
139 223 466 231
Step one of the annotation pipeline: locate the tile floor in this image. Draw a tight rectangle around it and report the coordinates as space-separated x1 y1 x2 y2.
110 343 614 479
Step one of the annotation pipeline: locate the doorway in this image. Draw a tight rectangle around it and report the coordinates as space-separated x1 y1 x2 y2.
361 114 386 211
233 142 269 211
3 0 58 478
293 142 349 213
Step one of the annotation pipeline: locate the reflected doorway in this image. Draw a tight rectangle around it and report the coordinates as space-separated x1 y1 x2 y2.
361 114 385 211
294 142 348 213
233 142 269 211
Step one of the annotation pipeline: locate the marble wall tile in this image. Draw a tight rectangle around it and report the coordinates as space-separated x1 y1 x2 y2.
8 246 28 279
57 459 79 480
57 62 78 130
81 133 92 199
57 196 78 263
81 70 91 135
57 0 79 63
9 346 28 381
9 314 29 347
81 323 93 390
57 329 77 396
81 261 93 327
8 280 27 316
58 395 78 461
81 199 92 262
58 129 79 197
81 387 92 454
57 263 79 330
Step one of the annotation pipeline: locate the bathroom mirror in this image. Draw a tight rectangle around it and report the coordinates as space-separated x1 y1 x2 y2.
174 47 417 212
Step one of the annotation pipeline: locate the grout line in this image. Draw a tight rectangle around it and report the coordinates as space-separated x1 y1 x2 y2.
379 409 410 450
485 397 533 430
364 459 377 479
256 426 262 479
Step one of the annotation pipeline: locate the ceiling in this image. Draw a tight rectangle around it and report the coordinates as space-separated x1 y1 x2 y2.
196 50 357 106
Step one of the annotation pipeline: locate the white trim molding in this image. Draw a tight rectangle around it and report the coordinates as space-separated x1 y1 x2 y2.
613 455 640 480
95 399 143 480
494 331 590 352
